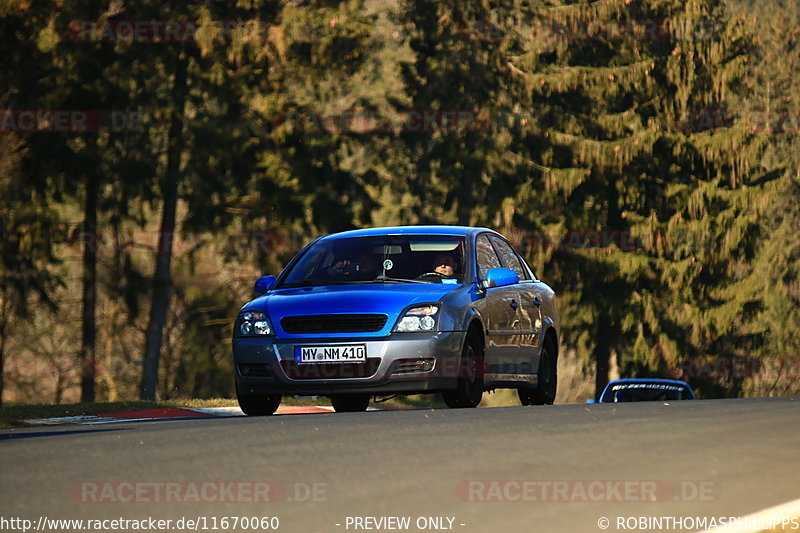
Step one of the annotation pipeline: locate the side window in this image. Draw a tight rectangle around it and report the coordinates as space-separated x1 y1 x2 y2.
476 234 501 279
490 236 530 281
517 254 537 281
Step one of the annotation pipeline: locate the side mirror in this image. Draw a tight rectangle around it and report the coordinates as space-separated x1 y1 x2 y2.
254 275 276 295
482 267 519 289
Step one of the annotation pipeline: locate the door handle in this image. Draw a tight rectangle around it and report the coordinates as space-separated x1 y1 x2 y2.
532 296 542 308
510 299 519 310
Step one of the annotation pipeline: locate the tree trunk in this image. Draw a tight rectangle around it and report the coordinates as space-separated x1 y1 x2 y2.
80 149 98 403
141 51 188 401
456 172 475 225
594 314 612 400
0 291 7 407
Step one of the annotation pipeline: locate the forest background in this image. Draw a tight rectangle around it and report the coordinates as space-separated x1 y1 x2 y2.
1 0 798 405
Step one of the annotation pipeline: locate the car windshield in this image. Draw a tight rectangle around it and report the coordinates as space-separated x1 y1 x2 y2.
278 235 467 288
601 382 693 402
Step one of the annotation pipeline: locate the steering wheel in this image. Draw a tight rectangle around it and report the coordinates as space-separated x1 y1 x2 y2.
416 271 447 281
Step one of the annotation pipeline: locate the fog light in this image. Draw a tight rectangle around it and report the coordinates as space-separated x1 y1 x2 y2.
393 358 436 374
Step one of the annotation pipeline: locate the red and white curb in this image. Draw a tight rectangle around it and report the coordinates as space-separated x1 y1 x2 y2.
185 406 339 416
25 407 222 426
25 405 390 425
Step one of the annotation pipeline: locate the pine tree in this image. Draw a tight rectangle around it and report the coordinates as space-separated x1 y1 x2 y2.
247 0 416 234
395 0 526 226
721 0 800 396
504 0 767 396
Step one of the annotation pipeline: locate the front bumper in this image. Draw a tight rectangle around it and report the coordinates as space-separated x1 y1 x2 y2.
233 331 466 396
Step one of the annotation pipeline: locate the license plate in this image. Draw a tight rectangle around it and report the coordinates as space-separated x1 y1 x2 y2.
293 345 367 364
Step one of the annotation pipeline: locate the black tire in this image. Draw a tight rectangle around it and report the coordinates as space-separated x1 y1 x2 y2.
443 333 484 408
330 393 371 412
237 385 282 416
519 337 557 406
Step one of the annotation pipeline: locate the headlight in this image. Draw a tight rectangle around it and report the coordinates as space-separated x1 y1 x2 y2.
394 305 439 332
236 311 273 337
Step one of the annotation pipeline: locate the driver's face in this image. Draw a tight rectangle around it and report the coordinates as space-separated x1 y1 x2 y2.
434 256 455 277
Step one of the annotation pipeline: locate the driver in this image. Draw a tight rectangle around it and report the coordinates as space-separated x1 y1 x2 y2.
432 253 457 278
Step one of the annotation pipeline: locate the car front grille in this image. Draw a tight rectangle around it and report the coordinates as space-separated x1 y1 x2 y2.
281 314 388 334
281 358 382 380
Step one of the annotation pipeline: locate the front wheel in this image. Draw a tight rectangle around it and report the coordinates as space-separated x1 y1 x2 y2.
237 385 282 416
443 334 484 408
519 337 557 406
330 393 371 412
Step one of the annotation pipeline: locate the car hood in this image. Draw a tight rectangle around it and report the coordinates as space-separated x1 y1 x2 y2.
242 283 461 338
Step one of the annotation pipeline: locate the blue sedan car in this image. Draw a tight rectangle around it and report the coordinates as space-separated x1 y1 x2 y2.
232 226 560 414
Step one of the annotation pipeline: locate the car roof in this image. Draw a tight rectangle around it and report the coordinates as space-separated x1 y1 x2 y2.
608 378 689 385
606 378 691 387
318 225 497 241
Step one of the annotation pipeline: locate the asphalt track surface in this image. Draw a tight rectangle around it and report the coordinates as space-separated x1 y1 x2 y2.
2 398 799 533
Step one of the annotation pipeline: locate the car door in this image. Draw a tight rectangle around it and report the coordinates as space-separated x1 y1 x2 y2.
489 236 542 376
475 234 520 374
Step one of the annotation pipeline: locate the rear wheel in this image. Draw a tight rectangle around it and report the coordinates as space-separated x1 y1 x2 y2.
519 337 557 406
443 333 484 408
236 385 282 416
330 393 371 412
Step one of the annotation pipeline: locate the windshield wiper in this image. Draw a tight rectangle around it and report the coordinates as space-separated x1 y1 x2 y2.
279 280 359 288
370 276 428 284
280 277 433 288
